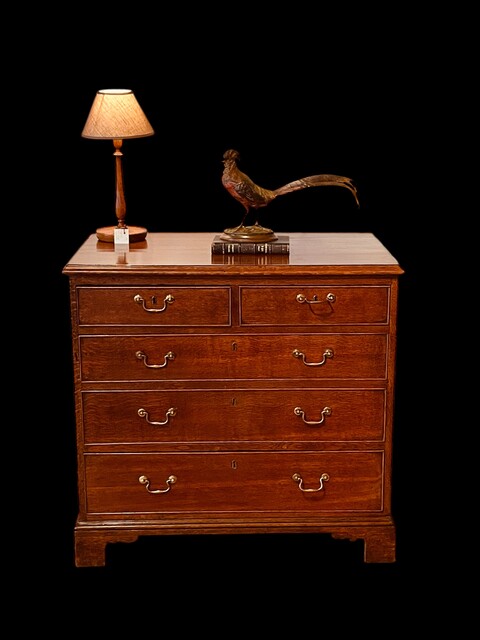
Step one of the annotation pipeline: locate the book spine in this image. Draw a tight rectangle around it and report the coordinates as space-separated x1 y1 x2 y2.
211 242 290 254
211 253 290 264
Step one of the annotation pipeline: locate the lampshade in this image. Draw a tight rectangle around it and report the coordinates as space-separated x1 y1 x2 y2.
82 89 154 140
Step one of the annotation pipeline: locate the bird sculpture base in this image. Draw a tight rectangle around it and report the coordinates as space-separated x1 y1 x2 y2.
221 223 278 243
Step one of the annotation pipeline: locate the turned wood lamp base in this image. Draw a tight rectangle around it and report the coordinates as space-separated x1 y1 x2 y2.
95 139 148 244
96 225 148 243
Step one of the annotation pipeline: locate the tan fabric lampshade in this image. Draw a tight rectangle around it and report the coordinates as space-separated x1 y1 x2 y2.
82 89 154 140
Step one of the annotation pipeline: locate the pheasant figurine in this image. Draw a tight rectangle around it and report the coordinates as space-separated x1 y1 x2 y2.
221 148 360 242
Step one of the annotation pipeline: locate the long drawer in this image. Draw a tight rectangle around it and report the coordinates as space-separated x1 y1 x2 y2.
84 451 384 514
82 389 386 444
79 334 388 381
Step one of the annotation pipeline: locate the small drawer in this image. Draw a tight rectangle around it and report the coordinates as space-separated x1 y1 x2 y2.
79 333 388 381
82 389 386 444
77 286 231 326
84 451 384 514
240 286 390 325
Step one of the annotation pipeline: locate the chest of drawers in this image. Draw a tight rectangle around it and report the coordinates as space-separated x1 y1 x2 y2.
63 232 403 567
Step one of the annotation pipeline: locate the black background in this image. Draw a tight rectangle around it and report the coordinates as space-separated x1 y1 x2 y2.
21 12 452 618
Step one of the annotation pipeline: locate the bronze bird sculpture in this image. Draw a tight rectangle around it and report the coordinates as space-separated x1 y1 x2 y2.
221 148 360 242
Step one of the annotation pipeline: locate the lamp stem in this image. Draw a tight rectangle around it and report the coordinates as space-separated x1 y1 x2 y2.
113 139 126 228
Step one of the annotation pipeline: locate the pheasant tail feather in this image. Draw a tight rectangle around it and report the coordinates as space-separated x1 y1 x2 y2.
274 174 360 207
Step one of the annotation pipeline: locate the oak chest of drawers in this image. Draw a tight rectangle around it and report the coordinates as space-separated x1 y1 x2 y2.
63 232 403 567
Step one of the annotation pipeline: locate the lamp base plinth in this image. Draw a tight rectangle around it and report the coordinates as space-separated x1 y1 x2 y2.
96 226 148 243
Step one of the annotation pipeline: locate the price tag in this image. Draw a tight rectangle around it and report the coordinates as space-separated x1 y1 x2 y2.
114 227 129 249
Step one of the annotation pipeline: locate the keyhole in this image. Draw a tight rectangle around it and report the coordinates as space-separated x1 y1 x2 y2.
231 460 237 469
151 295 157 304
232 342 237 351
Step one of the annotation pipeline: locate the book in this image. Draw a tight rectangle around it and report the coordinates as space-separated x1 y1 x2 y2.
211 253 289 265
211 235 290 255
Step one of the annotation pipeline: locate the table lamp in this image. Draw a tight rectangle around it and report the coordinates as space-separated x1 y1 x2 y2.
82 89 154 243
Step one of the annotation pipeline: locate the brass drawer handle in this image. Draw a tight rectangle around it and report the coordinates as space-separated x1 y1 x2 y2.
296 292 336 305
138 407 177 426
136 350 176 368
139 474 177 494
292 472 329 493
134 293 175 312
294 406 332 426
292 348 333 367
